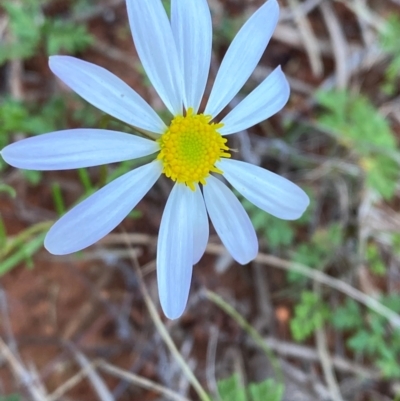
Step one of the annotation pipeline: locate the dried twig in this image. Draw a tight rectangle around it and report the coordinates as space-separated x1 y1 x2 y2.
206 244 400 329
287 0 323 76
124 238 211 401
47 361 100 401
314 283 345 401
254 337 377 378
280 0 324 21
320 1 349 89
74 351 114 401
99 234 400 328
99 360 192 401
206 325 220 401
0 336 48 401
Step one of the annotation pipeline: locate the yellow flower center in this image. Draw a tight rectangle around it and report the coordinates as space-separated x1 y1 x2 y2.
157 108 231 191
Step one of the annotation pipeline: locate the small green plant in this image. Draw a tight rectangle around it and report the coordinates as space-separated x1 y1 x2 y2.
293 223 343 268
0 0 42 64
215 374 283 401
366 243 386 276
0 395 21 401
0 184 16 198
242 199 295 250
289 223 343 283
331 299 364 331
290 291 330 341
0 0 93 66
379 15 400 94
316 90 399 200
291 294 400 378
0 222 49 276
334 295 400 378
43 19 93 55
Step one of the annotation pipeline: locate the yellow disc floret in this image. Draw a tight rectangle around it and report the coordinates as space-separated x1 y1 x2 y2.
157 108 231 191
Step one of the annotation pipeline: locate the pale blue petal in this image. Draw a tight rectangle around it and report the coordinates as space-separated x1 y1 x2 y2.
45 162 162 255
126 0 183 115
203 176 258 264
157 184 194 319
220 67 290 135
219 159 309 220
204 0 279 118
49 56 166 133
1 129 159 170
171 0 212 112
193 184 209 264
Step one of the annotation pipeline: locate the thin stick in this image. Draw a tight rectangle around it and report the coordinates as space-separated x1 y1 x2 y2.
314 282 345 401
320 1 349 89
204 289 284 385
99 361 192 401
47 362 98 401
0 336 48 401
97 234 400 329
287 0 323 76
125 242 211 401
205 243 400 329
252 337 376 377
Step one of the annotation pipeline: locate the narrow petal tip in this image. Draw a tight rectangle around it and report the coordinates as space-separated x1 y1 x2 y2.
219 159 310 221
157 184 195 319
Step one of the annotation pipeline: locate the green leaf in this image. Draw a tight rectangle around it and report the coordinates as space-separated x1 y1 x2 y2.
380 294 400 314
0 0 42 64
379 15 400 93
290 291 330 341
347 330 377 355
316 90 399 199
317 90 396 151
249 379 284 401
215 375 283 401
21 170 42 186
0 184 16 198
377 354 400 378
0 395 21 401
0 232 45 276
242 199 295 249
44 19 93 55
366 243 386 276
332 299 363 330
291 223 343 271
217 374 246 401
363 155 398 200
0 214 6 251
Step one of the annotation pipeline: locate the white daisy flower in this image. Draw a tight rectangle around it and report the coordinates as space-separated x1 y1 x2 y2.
1 0 309 319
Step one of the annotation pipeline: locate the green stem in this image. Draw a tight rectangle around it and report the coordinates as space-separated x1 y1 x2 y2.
51 182 66 216
205 289 284 385
78 168 93 192
1 221 52 259
0 232 46 276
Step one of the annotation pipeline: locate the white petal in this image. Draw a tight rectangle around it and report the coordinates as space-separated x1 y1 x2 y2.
49 56 166 133
220 67 290 135
193 185 209 264
204 0 279 118
219 159 309 220
203 176 258 264
1 129 159 170
171 0 212 112
157 184 194 319
126 0 183 115
45 162 162 255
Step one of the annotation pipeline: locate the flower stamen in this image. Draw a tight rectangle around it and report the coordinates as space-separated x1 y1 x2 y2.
157 108 231 190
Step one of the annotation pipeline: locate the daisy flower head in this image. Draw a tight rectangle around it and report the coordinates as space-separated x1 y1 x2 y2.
1 0 309 319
